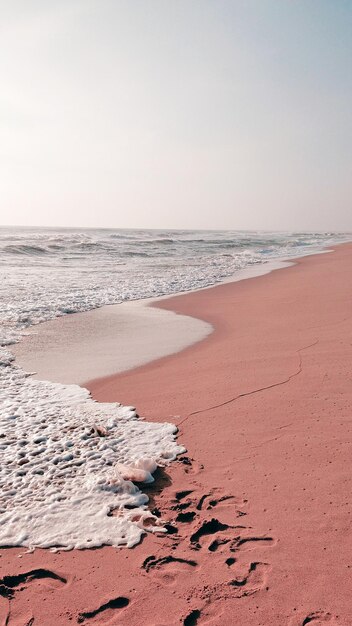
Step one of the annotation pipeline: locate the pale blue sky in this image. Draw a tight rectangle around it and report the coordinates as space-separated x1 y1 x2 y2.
1 0 351 230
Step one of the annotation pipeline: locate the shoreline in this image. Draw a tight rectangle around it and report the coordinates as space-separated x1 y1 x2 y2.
85 246 333 406
2 243 352 625
12 251 327 387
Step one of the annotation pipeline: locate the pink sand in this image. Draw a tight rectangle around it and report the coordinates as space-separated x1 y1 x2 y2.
1 244 352 625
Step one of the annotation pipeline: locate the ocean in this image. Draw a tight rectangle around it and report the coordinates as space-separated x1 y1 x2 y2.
0 227 349 550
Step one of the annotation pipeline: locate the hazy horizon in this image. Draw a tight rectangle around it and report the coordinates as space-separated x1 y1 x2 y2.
1 1 351 231
1 223 351 235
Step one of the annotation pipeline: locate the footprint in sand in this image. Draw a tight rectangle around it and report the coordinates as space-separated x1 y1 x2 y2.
178 457 204 475
142 555 198 573
195 492 239 512
190 518 231 550
142 554 198 587
290 611 339 626
229 534 274 552
77 596 130 624
183 608 201 625
0 568 67 600
0 569 67 626
228 561 270 597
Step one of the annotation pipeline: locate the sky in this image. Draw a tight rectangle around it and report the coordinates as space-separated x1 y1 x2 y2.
0 0 351 231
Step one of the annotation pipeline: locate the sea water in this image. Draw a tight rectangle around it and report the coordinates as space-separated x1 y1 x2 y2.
0 228 349 549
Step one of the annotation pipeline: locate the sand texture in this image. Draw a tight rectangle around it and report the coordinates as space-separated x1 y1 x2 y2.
1 244 352 625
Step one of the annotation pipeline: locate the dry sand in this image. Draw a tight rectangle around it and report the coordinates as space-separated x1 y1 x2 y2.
1 244 352 626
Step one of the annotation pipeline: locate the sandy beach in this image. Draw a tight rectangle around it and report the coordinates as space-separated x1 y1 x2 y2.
1 243 352 626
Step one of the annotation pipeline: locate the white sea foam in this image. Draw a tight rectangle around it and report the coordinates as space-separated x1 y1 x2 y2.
0 365 184 550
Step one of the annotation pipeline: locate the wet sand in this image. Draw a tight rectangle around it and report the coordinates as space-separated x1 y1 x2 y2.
1 244 352 625
12 259 288 385
11 298 212 385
